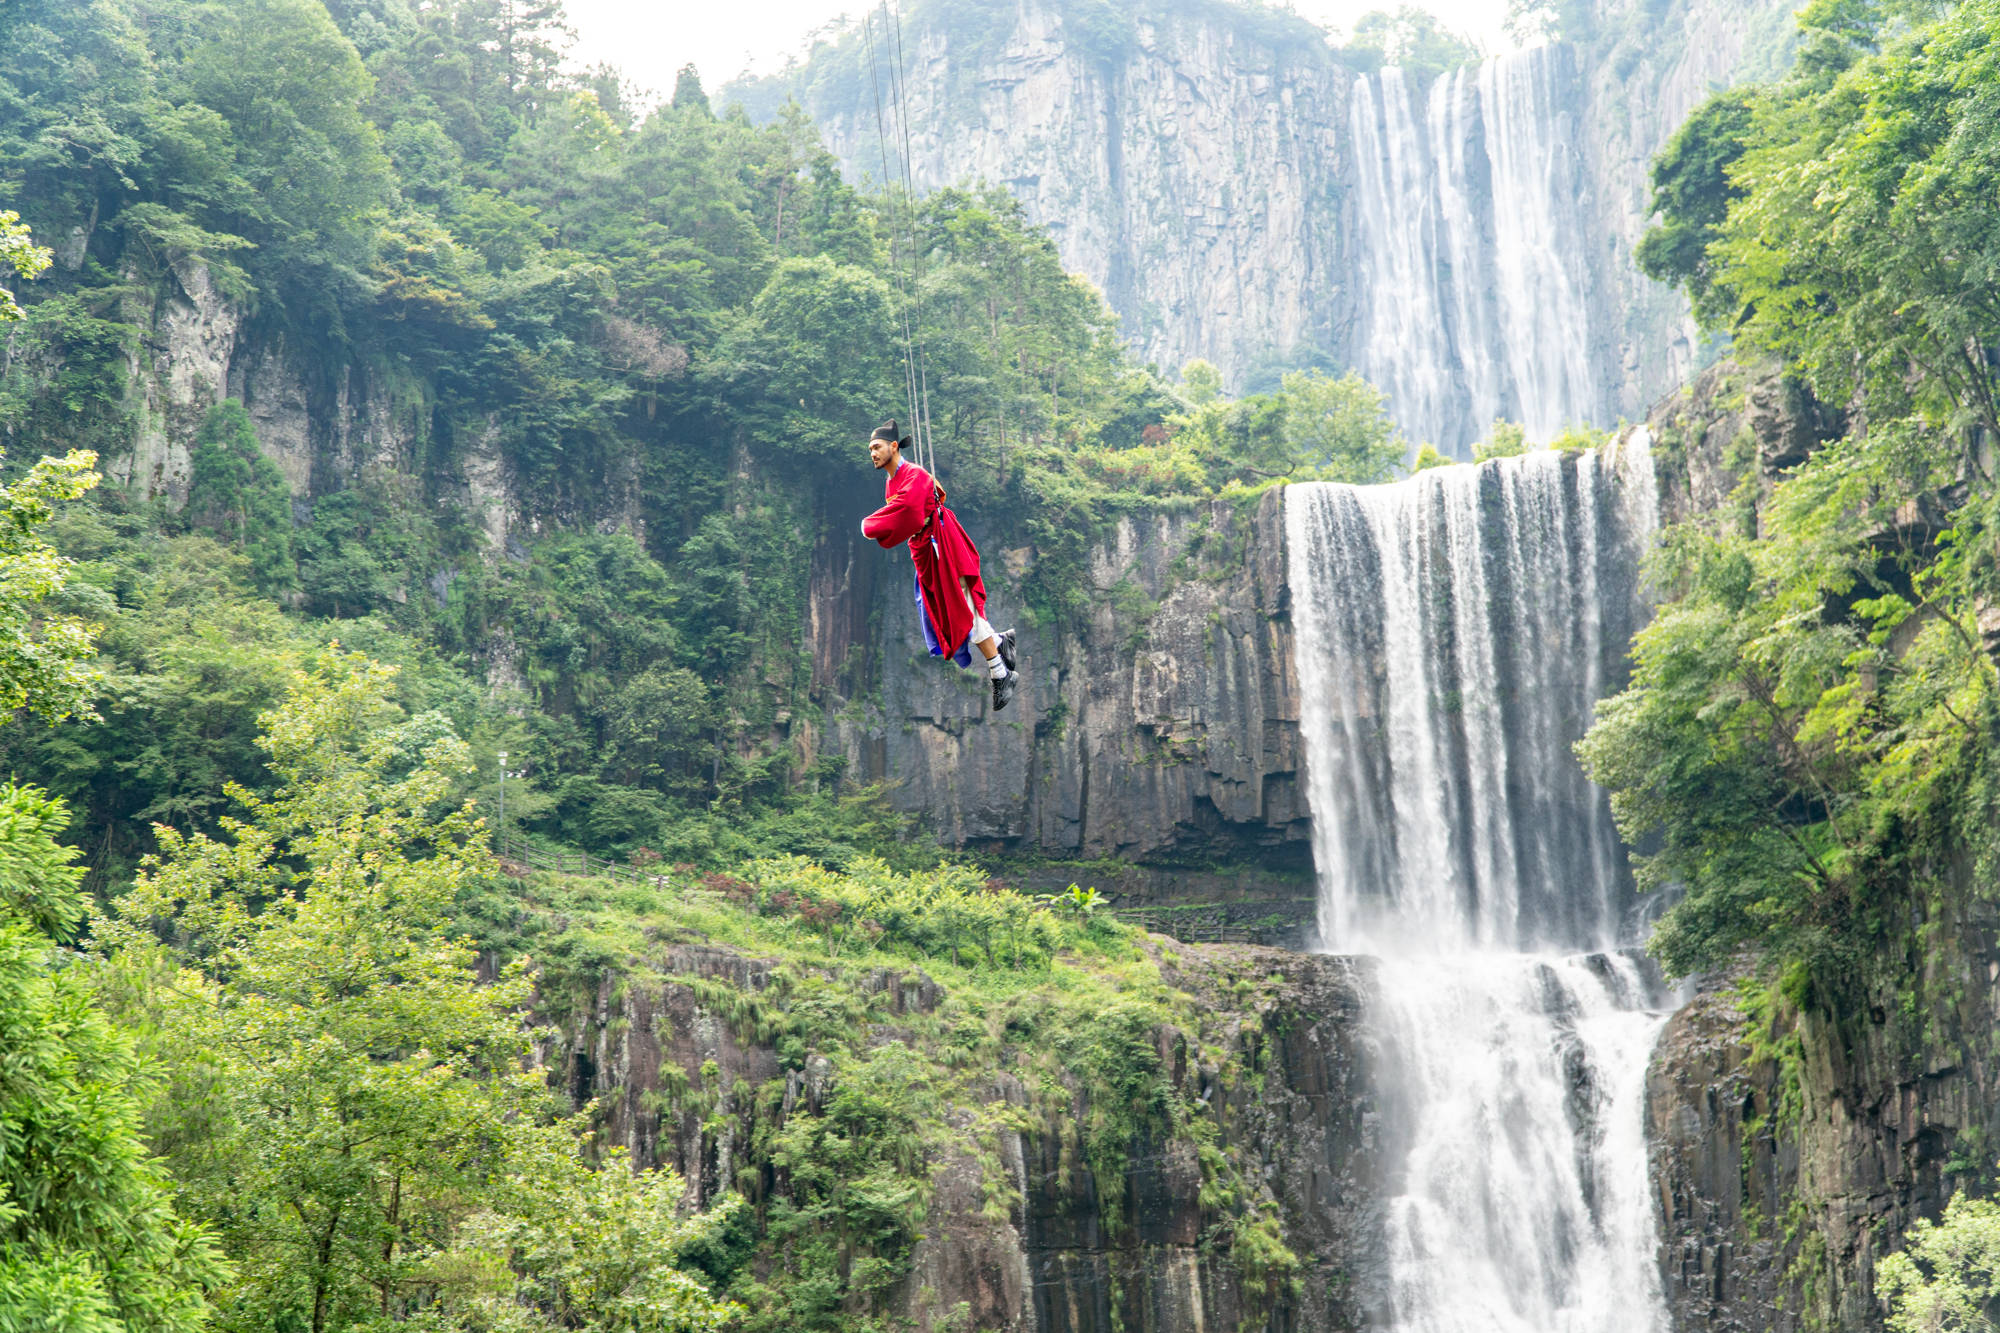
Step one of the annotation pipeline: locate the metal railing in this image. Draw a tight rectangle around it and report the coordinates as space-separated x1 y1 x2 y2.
495 835 674 888
1108 910 1266 944
496 837 1284 944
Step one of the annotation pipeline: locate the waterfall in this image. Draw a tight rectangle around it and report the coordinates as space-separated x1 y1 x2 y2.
1285 435 1669 1331
1348 47 1604 456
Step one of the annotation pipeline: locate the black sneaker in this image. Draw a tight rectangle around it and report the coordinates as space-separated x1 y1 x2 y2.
991 667 1020 712
996 628 1018 675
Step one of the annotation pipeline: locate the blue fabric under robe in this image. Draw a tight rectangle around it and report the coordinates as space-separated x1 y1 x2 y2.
915 573 973 666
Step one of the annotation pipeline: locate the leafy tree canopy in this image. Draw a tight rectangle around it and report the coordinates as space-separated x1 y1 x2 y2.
0 210 49 321
0 218 223 1325
1635 89 1761 326
185 400 296 593
1586 0 2000 981
1339 5 1479 78
101 655 738 1333
1878 1190 2000 1333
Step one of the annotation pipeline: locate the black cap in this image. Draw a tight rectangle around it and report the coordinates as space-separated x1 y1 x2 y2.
871 419 912 449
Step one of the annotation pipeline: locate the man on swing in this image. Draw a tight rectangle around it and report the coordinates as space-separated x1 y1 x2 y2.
861 420 1022 712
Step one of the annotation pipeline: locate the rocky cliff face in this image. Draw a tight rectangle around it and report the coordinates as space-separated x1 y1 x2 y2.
1649 891 2000 1332
801 481 1315 931
755 2 1356 395
1578 0 1800 417
867 489 1304 862
1639 361 1997 1333
737 0 1795 449
105 258 1316 931
1645 356 1845 532
106 261 434 506
550 938 1382 1332
99 0 1797 889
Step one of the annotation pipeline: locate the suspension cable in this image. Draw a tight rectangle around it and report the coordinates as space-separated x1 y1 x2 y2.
883 1 938 476
861 8 926 471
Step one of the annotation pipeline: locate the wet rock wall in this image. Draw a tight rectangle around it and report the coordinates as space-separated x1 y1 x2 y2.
549 941 1382 1332
1650 891 2000 1332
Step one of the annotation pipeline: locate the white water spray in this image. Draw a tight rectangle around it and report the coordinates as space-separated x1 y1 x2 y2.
1285 438 1669 1331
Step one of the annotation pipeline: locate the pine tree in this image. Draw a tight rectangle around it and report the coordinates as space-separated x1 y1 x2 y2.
672 63 711 116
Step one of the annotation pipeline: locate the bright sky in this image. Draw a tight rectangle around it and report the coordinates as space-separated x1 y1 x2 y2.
564 1 1517 101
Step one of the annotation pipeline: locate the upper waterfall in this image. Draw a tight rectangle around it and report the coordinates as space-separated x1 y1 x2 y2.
1348 47 1607 456
759 0 1794 417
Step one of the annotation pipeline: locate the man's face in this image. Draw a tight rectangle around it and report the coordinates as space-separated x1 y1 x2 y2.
868 436 899 470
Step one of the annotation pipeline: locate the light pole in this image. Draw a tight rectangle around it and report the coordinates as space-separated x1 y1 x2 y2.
497 751 507 851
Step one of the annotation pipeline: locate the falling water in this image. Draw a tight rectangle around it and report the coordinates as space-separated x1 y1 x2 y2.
1285 435 1670 1332
1348 47 1604 455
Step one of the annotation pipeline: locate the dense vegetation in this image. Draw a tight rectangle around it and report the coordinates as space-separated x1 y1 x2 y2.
1583 3 2000 1308
0 459 1294 1330
0 0 1416 887
474 854 1310 1333
1586 0 2000 984
0 0 1431 1328
25 0 2000 1322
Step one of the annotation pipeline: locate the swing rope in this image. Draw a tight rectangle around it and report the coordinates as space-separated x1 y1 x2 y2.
860 9 923 472
885 2 938 478
861 1 938 478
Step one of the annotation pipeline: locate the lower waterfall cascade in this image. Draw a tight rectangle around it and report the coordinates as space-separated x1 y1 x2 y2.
1284 437 1672 1331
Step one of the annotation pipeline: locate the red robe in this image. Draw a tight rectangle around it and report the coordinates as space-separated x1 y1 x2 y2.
862 460 986 658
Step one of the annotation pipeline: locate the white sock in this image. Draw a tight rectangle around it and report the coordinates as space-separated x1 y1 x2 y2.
986 651 1009 680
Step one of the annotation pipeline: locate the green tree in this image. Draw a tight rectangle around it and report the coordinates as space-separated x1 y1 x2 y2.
1706 2 2000 454
1158 392 1290 485
177 0 392 323
0 226 224 1322
1180 359 1223 406
1342 6 1478 77
736 255 899 458
0 449 105 724
672 63 710 116
1578 422 1992 978
1634 90 1760 325
0 522 316 890
185 400 296 592
105 654 737 1332
446 1125 742 1333
1583 0 2000 981
1473 419 1530 463
0 0 161 243
0 209 50 322
448 188 553 273
0 784 227 1331
736 1042 941 1330
1878 1191 2000 1333
603 663 713 795
105 656 532 1333
1277 368 1404 483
